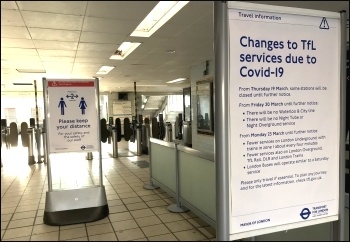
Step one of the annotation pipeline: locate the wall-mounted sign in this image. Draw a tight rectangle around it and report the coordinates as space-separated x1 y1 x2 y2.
113 100 132 115
227 2 341 239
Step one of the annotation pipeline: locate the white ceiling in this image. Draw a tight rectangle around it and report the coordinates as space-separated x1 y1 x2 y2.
1 1 348 94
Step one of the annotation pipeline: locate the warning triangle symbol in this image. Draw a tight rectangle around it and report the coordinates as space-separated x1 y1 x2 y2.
319 17 329 29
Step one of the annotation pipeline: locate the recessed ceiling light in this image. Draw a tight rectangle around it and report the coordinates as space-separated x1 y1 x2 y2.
110 42 141 60
13 83 33 85
130 1 189 37
96 66 115 75
16 69 46 73
137 84 167 87
166 78 187 83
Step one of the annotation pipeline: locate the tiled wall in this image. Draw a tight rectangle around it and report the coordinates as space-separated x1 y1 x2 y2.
190 60 215 154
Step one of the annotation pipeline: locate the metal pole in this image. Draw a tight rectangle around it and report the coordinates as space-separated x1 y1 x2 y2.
86 152 93 160
96 78 103 186
167 142 188 213
134 82 137 118
136 128 142 156
42 128 47 164
112 129 118 158
144 137 159 190
27 128 36 165
332 10 347 242
42 78 53 192
34 80 43 163
214 1 230 241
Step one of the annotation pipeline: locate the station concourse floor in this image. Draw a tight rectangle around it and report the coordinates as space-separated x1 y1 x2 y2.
1 139 217 241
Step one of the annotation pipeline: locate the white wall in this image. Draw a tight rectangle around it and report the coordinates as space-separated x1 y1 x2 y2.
190 59 215 154
1 92 45 125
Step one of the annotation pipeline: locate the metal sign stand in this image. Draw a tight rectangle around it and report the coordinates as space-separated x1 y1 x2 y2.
42 78 109 226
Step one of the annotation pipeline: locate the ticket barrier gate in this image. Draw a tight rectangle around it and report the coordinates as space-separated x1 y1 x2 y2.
124 116 143 156
27 128 36 165
182 121 192 147
141 121 150 155
28 118 46 164
107 125 112 144
1 119 6 167
1 119 9 149
8 122 19 148
0 119 17 150
136 125 142 156
111 126 118 158
104 118 122 158
136 115 143 155
173 113 192 147
150 114 166 141
1 129 7 149
34 127 45 163
164 122 173 142
158 114 165 140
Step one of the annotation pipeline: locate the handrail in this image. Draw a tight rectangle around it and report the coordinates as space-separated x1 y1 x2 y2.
150 137 175 148
177 145 214 162
150 137 214 162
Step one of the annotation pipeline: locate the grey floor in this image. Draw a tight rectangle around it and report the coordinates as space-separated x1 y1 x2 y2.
1 139 216 241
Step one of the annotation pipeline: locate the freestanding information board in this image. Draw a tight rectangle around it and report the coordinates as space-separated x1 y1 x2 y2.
43 78 109 225
214 2 347 241
47 80 99 153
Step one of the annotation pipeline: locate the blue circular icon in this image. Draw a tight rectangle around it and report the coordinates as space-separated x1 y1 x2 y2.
300 208 311 220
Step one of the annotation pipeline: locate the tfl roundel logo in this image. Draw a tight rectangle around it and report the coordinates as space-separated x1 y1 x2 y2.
300 208 311 220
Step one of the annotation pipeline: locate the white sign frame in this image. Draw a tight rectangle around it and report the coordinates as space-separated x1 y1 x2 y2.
43 79 99 153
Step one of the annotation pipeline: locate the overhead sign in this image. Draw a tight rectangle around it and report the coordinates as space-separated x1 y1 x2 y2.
45 79 99 153
228 2 341 239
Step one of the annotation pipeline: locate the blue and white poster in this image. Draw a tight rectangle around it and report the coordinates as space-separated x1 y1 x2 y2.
46 79 98 153
228 2 341 238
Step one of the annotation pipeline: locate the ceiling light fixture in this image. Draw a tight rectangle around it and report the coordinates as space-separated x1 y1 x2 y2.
110 42 141 60
137 84 167 87
166 78 187 83
16 69 46 73
130 1 189 37
13 83 33 85
96 66 115 75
